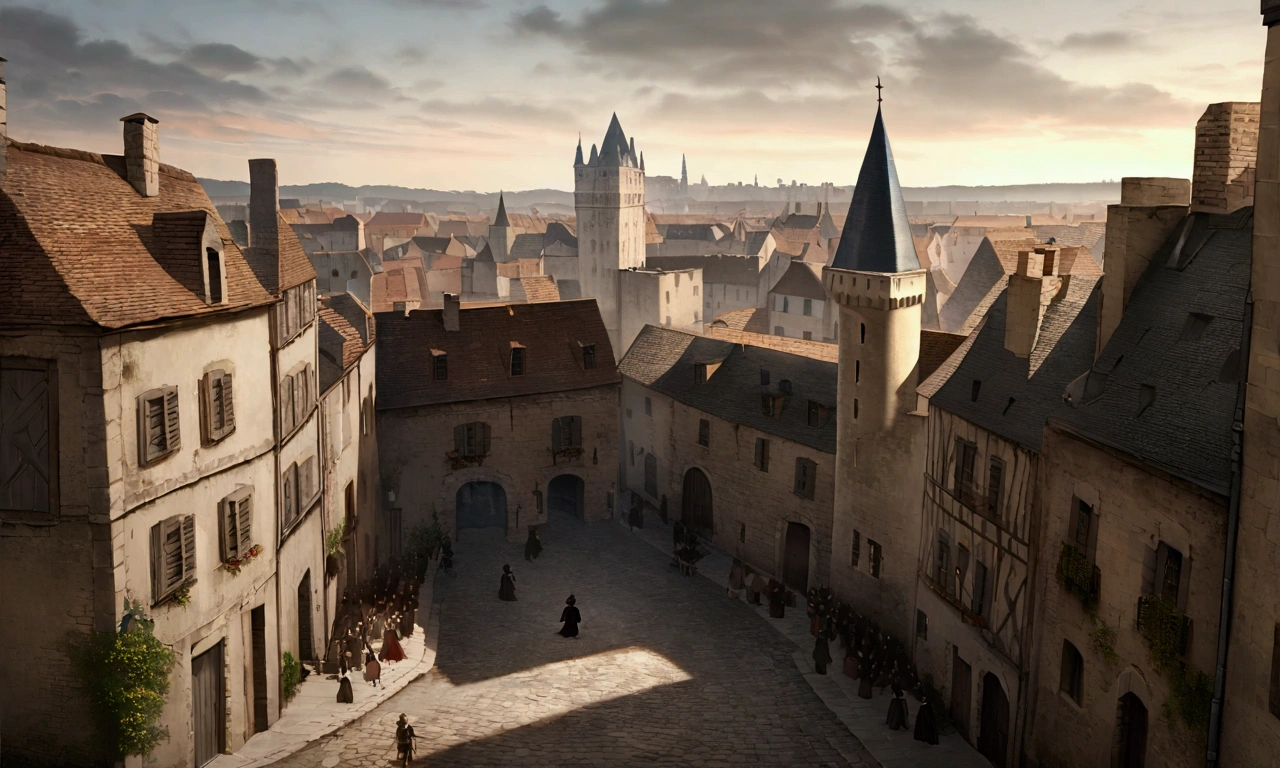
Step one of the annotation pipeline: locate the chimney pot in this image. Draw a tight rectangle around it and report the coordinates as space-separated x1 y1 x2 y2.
120 112 160 197
443 293 460 331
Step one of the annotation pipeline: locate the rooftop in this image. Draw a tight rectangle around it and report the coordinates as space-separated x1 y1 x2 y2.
830 107 919 274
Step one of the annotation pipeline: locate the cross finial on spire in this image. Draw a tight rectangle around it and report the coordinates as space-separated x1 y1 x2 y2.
875 76 883 104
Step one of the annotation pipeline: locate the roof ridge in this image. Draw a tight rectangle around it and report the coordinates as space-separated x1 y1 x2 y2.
8 139 198 181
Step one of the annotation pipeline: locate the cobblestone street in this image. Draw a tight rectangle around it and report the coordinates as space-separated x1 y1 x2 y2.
272 512 876 767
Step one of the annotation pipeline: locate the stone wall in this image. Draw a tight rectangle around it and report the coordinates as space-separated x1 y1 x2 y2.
1027 426 1225 768
376 384 619 541
1191 102 1259 215
575 160 646 351
620 378 836 589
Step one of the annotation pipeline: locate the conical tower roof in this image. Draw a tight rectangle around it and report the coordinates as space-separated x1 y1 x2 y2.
589 143 599 165
574 136 584 167
494 192 510 228
831 107 918 274
599 113 630 167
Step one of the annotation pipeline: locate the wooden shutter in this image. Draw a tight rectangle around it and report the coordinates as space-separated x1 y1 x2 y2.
1176 552 1192 612
1142 545 1158 596
571 416 582 448
480 422 491 454
0 360 54 515
238 492 253 553
291 462 301 520
221 372 235 431
150 522 164 600
280 375 294 435
162 386 180 453
1155 542 1171 601
552 418 562 451
282 463 295 526
293 369 307 428
181 514 197 583
453 424 465 454
221 497 237 561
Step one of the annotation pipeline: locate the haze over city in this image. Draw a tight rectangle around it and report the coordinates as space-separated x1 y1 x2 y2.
0 0 1265 190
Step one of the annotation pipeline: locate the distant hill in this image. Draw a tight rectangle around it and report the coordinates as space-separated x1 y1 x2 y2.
198 179 1119 206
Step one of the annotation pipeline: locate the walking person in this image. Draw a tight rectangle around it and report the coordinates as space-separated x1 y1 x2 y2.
914 694 939 744
395 714 417 767
767 579 786 619
812 630 832 675
727 558 745 599
524 527 542 562
363 649 382 688
499 564 517 601
886 682 909 730
559 594 581 638
336 671 354 703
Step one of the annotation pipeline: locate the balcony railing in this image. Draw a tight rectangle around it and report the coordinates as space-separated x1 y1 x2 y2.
1136 595 1192 669
1056 543 1101 611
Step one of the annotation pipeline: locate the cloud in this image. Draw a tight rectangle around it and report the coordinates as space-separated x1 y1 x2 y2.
512 0 909 86
1059 31 1137 51
322 65 394 93
384 0 485 8
183 43 264 75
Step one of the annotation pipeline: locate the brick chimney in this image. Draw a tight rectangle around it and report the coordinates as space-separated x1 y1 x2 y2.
0 57 8 181
1192 102 1259 214
1097 177 1190 355
1004 246 1062 359
121 113 159 197
443 292 460 331
248 158 279 254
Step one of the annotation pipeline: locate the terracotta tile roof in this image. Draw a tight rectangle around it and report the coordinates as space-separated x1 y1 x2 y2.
370 257 426 312
367 211 429 228
318 293 373 390
515 275 561 303
243 211 317 294
1 139 275 329
709 307 769 334
375 299 619 410
429 254 463 271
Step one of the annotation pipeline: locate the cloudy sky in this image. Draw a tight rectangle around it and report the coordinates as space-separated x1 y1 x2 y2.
0 0 1265 190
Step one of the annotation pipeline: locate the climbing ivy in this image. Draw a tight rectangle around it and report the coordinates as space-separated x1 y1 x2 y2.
1056 543 1098 611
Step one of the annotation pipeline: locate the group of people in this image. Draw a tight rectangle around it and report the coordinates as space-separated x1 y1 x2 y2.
497 527 582 638
728 558 791 618
329 564 422 704
671 520 708 575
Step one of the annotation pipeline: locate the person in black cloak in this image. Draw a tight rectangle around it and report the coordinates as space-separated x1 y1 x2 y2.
499 564 517 601
524 527 542 562
812 630 832 675
857 647 874 699
559 594 581 638
886 682 909 730
767 579 786 619
336 672 354 703
441 536 454 574
914 695 939 744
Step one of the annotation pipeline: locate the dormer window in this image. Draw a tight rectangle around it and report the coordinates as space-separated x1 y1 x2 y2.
510 345 526 376
206 248 224 304
582 344 596 370
432 350 447 381
694 362 707 384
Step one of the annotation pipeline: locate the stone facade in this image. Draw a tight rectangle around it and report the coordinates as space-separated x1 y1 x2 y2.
1191 102 1259 215
618 268 703 355
377 385 619 541
1028 425 1226 768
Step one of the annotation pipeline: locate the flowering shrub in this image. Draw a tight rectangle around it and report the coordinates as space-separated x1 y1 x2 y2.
224 544 264 575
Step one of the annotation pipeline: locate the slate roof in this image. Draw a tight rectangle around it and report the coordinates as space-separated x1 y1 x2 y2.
769 261 826 300
545 222 578 249
493 193 511 228
931 274 1101 452
1051 209 1253 496
1 139 276 329
619 326 838 454
509 233 545 261
703 326 839 363
375 299 618 410
919 330 969 383
831 108 919 274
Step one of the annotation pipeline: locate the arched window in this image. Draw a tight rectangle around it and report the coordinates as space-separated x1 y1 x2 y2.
1060 640 1083 704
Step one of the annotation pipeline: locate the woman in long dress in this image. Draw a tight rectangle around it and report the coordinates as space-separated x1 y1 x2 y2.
559 594 581 638
499 564 517 601
914 695 939 744
524 528 543 562
380 619 407 663
336 672 354 703
363 650 382 688
767 579 786 619
886 682 909 730
812 632 832 675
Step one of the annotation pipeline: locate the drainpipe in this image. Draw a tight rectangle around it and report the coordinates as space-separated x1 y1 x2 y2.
1206 291 1251 766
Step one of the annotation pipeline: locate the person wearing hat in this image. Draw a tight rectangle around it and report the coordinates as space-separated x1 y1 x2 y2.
395 713 416 766
559 594 581 638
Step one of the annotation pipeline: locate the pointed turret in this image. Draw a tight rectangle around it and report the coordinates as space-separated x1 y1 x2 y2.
494 192 511 228
831 106 918 273
574 135 584 167
681 154 689 193
600 113 630 167
639 151 645 172
629 136 637 165
589 143 599 166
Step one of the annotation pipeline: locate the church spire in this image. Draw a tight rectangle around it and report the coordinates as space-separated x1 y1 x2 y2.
574 134 584 167
681 154 688 194
494 191 510 228
830 103 918 274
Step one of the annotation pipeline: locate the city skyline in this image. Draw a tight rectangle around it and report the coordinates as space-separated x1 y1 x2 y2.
0 0 1265 190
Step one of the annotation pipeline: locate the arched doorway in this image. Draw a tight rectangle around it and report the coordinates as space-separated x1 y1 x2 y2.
978 672 1010 767
783 522 810 592
548 474 585 519
682 468 713 535
1113 693 1148 768
456 482 507 533
297 570 314 662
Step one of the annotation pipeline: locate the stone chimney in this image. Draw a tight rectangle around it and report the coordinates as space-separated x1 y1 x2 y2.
1097 177 1190 354
1004 246 1062 359
0 57 8 181
443 293 460 331
248 158 279 254
121 113 159 197
1191 102 1259 214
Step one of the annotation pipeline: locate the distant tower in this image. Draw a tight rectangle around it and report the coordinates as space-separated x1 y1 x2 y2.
488 191 513 262
681 154 689 195
823 102 927 640
575 113 646 352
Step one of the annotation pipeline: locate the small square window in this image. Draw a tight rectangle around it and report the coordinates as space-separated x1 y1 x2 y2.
510 346 525 376
433 352 447 381
644 396 652 416
868 540 882 578
807 400 822 427
697 418 710 447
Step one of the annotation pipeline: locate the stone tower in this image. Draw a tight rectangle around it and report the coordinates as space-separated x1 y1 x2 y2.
823 105 927 640
488 191 513 262
575 114 646 352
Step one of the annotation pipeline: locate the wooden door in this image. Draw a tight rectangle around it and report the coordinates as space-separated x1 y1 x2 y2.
251 606 269 733
1114 693 1148 768
297 571 314 662
950 647 972 742
979 672 1010 767
783 522 810 592
681 468 713 534
192 642 225 766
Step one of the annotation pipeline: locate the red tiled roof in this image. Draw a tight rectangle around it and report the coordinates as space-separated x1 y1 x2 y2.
318 293 373 371
243 211 317 294
516 275 560 303
1 139 275 329
375 299 619 410
367 211 429 228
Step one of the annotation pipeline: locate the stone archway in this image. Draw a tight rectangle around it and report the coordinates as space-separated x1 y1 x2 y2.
456 482 507 534
548 474 585 519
